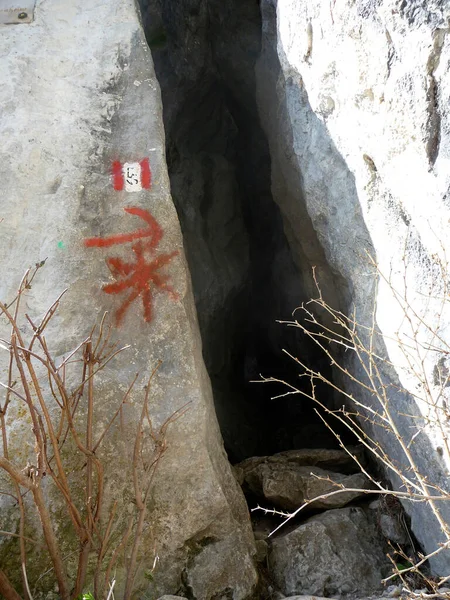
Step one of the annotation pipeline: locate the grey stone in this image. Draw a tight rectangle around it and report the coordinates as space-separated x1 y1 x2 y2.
156 597 187 600
255 539 269 563
236 449 373 511
3 0 450 596
269 507 390 597
260 465 371 512
270 593 287 600
253 514 276 541
282 597 332 600
282 597 397 600
369 496 410 545
0 1 257 598
282 596 330 600
379 514 409 546
256 0 450 575
183 535 257 600
235 447 367 481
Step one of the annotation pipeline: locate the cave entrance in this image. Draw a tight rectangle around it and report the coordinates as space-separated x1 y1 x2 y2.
138 0 350 463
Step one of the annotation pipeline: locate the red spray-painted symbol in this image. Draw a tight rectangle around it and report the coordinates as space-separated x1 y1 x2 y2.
84 208 179 325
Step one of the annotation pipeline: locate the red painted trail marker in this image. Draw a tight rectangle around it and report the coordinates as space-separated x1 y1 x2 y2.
84 207 178 325
112 158 152 192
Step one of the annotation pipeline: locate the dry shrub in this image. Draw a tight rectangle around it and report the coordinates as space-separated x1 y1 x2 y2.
255 251 450 598
0 264 188 600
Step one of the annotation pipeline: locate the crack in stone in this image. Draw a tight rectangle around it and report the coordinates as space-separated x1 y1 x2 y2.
425 28 447 168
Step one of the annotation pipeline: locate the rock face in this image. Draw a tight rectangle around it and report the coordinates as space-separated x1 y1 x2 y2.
3 0 450 595
256 0 450 574
269 507 390 598
236 448 373 511
0 0 256 598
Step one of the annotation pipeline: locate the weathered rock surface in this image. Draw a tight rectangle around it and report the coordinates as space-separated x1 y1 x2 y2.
282 596 329 600
244 462 371 512
0 0 256 598
256 0 450 574
3 0 450 595
369 498 410 546
236 448 372 511
269 507 391 598
235 447 367 478
282 597 394 600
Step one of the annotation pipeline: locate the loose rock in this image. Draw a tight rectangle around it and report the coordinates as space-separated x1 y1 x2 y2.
255 539 269 563
235 447 366 482
369 497 410 546
269 507 391 597
282 596 330 600
236 448 372 511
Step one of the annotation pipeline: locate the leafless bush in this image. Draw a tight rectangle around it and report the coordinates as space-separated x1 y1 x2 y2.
0 264 188 600
255 252 450 597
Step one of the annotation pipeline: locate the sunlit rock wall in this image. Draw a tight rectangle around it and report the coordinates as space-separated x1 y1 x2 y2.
257 0 450 574
0 1 256 597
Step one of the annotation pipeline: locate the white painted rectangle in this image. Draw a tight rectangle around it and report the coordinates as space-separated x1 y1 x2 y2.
123 162 143 192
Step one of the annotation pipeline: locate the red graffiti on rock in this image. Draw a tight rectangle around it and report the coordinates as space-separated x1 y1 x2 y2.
84 208 179 325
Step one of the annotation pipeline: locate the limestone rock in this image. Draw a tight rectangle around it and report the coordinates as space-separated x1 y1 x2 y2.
269 507 390 597
369 498 410 546
282 597 331 600
235 447 366 481
282 596 329 600
182 534 257 600
0 0 257 597
255 539 269 563
252 515 276 541
283 597 390 600
236 448 372 511
262 465 370 511
256 0 450 574
378 514 409 546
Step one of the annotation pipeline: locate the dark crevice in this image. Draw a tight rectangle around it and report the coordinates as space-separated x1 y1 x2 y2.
137 0 353 462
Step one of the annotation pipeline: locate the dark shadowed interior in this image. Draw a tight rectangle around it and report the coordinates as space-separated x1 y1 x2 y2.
137 0 354 462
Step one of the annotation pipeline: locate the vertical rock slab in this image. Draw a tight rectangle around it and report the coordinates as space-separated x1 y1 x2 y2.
257 0 450 575
0 0 256 597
